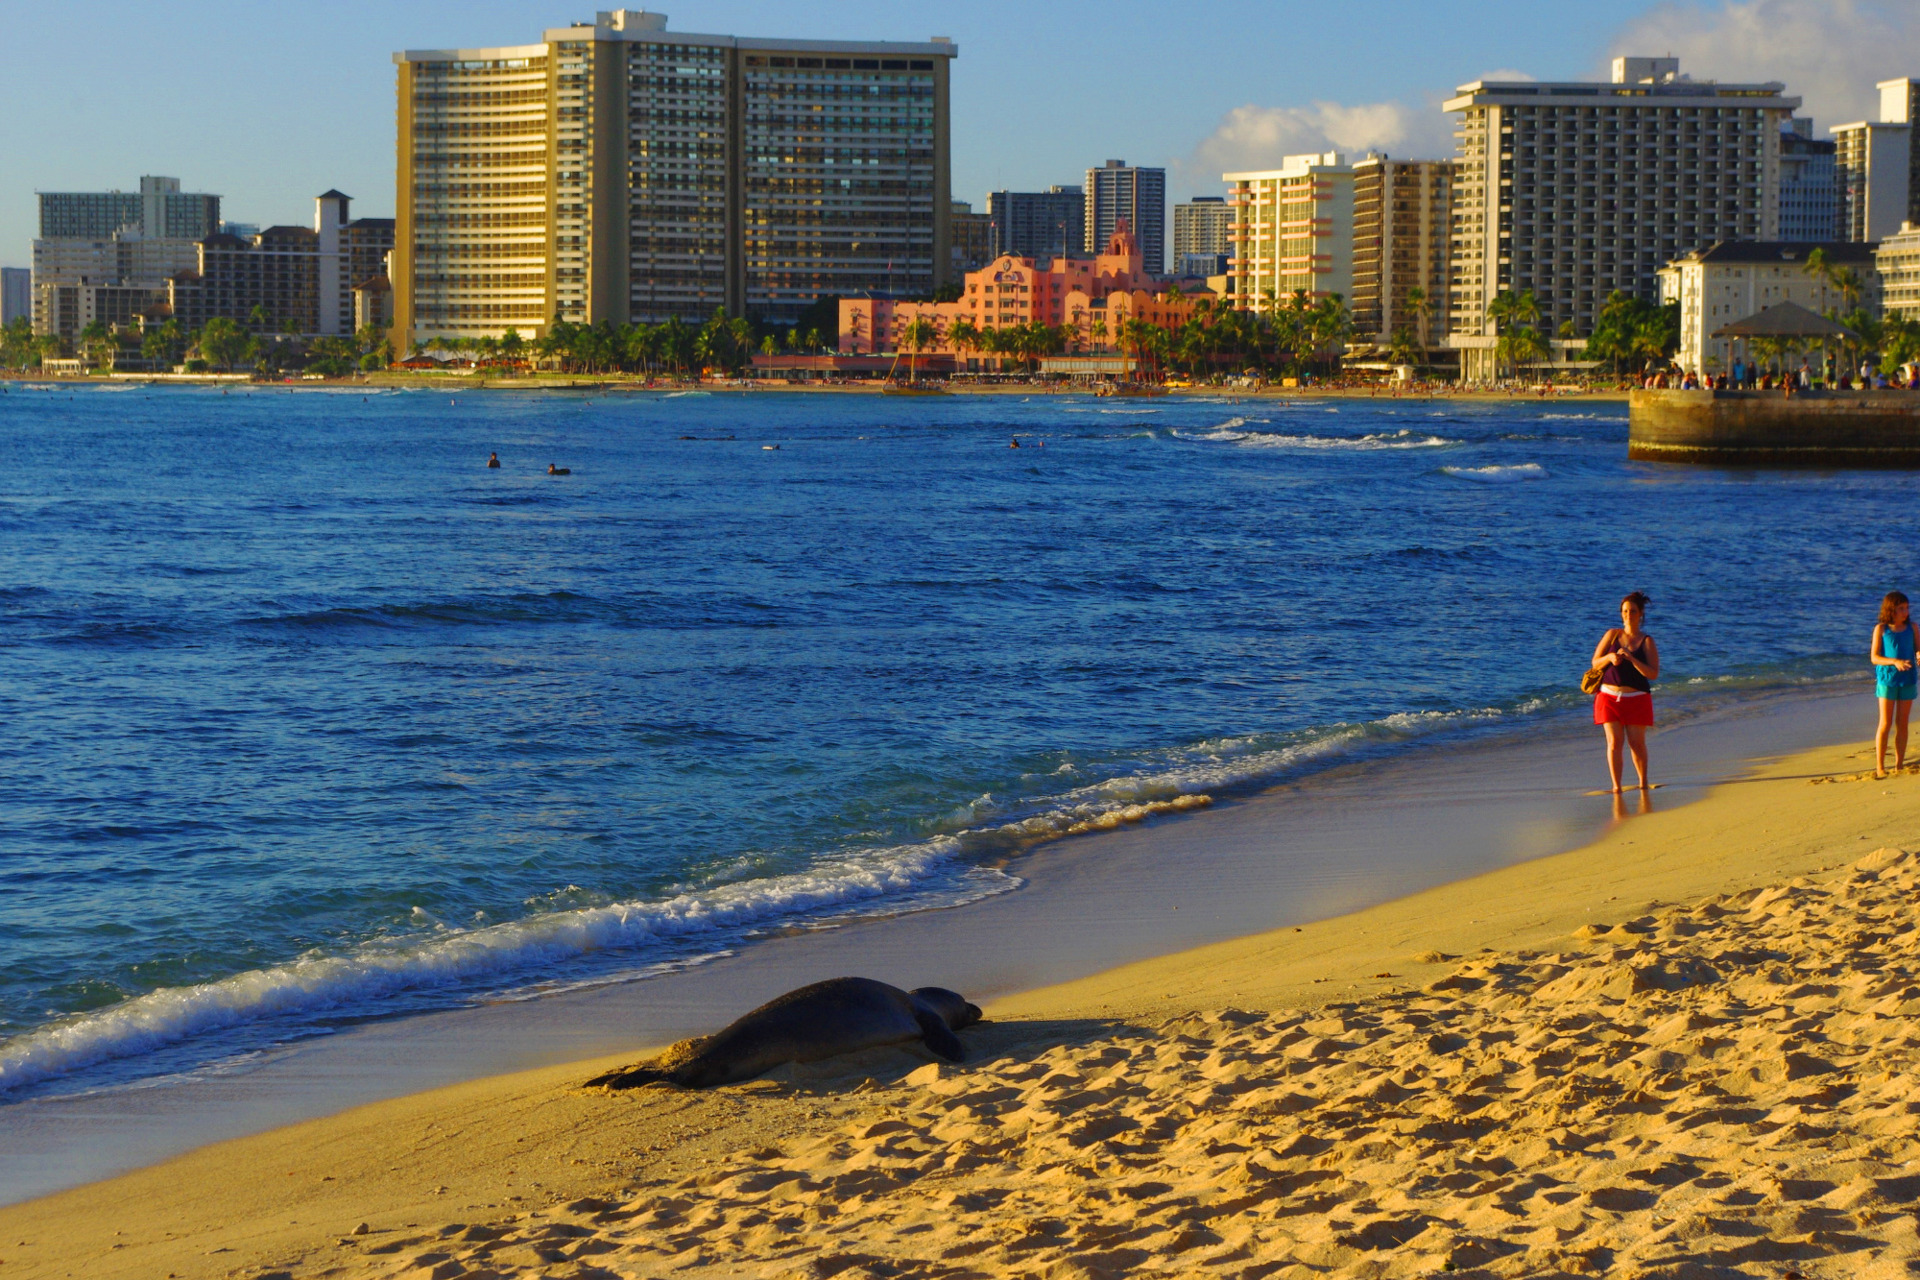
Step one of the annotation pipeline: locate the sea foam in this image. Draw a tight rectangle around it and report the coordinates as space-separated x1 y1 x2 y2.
0 694 1556 1097
0 838 1009 1096
1441 463 1549 483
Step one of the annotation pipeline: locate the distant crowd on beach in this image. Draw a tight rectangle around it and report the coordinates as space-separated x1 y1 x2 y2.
1645 358 1917 392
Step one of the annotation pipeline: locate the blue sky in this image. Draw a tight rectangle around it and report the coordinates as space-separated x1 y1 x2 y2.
0 0 1909 267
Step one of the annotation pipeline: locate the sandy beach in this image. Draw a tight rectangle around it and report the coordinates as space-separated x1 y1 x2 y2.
8 718 1920 1278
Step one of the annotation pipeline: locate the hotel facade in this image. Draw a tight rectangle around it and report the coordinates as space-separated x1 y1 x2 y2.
1445 57 1799 380
1656 240 1880 376
1351 156 1455 346
839 224 1199 363
392 10 955 347
1224 153 1356 309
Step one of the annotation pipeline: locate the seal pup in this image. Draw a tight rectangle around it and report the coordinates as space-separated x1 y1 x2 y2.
586 977 982 1090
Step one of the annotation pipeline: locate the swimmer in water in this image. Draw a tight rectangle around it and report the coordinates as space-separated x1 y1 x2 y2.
1010 438 1020 448
548 463 571 475
487 453 501 468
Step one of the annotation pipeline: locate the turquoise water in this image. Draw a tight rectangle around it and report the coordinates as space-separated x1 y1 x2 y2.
0 385 1892 1097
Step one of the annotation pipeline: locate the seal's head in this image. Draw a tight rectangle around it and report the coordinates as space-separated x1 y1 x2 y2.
912 987 983 1031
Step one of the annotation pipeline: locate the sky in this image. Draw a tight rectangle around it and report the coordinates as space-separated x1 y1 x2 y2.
1 0 1915 267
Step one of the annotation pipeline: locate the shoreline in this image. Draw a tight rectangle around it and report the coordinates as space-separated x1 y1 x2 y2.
1 373 1633 401
0 687 1870 1222
1 696 1912 1277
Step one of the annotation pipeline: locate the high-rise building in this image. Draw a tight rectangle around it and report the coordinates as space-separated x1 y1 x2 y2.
1085 161 1165 274
392 10 956 345
987 187 1085 260
38 176 220 241
165 192 395 336
950 201 993 275
1351 156 1455 344
32 175 223 340
1225 153 1356 308
1172 197 1231 261
1882 77 1920 227
1834 80 1917 243
31 234 201 339
314 191 397 337
2 268 32 325
1445 56 1799 379
1778 119 1838 243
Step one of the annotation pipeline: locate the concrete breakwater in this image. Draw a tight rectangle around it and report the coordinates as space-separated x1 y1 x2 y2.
1630 387 1920 466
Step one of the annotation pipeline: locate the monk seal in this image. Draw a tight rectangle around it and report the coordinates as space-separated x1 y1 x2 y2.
586 977 983 1090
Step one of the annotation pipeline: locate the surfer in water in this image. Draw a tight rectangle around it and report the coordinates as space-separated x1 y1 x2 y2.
487 452 501 468
548 463 571 475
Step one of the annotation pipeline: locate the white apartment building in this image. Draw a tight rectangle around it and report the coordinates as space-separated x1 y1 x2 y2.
1657 240 1879 375
1834 79 1918 242
30 232 201 339
1224 153 1355 309
1446 56 1799 380
1173 197 1231 258
1878 222 1920 319
394 9 956 345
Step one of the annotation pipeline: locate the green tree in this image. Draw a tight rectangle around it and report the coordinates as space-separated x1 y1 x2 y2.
199 316 250 371
1404 285 1435 361
1 316 46 369
898 314 939 380
1497 326 1552 382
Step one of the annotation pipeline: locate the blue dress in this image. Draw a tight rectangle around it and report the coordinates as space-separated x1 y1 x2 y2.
1878 624 1918 700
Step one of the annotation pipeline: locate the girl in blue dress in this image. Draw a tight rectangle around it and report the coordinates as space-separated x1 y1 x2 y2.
1871 591 1918 774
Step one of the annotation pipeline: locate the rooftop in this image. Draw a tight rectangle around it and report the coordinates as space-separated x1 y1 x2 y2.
1447 57 1797 111
397 10 956 62
1676 241 1878 266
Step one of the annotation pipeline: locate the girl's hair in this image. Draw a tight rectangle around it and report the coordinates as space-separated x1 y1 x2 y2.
1881 591 1911 626
1621 591 1651 613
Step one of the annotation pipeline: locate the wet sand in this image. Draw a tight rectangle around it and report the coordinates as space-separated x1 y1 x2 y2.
2 687 1903 1279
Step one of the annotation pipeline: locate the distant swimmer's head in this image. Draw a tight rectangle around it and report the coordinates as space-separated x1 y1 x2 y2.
1620 591 1650 628
1882 591 1911 626
548 463 558 473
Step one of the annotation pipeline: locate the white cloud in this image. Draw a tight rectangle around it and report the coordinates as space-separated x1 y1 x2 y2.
1179 99 1457 188
1608 0 1920 128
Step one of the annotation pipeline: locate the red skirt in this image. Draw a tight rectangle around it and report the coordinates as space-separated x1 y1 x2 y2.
1594 691 1654 726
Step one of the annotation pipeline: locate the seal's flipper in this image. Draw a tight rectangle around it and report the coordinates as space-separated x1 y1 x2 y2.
586 1064 672 1090
914 1005 966 1062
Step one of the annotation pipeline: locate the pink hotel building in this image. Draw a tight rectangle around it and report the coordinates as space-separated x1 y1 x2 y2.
837 224 1205 363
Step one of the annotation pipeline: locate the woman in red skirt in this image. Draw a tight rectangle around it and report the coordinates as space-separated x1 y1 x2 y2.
1592 591 1660 793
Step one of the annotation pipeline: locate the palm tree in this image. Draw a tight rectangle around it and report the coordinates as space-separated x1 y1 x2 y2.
1497 326 1552 383
948 317 981 371
1387 327 1422 369
898 314 939 381
1405 285 1435 362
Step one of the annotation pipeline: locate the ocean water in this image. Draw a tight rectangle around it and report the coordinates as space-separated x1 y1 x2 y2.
0 385 1902 1099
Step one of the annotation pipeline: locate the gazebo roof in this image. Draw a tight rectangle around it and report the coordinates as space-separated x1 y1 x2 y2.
1712 300 1858 340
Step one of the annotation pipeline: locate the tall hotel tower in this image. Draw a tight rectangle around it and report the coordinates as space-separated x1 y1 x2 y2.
1445 56 1798 380
392 10 955 346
